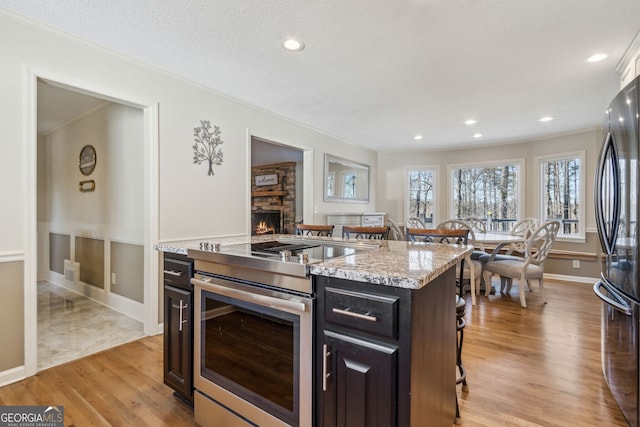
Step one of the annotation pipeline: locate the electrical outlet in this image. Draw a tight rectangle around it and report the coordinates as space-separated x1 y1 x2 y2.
572 260 580 269
111 272 117 285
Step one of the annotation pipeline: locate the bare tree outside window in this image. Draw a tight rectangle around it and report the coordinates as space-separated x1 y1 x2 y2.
407 169 435 224
451 164 519 231
541 157 581 235
343 173 356 198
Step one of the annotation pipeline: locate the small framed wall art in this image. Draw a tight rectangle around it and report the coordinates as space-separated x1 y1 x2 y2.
79 145 97 176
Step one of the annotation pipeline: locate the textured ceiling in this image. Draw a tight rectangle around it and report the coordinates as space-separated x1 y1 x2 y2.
4 1 640 151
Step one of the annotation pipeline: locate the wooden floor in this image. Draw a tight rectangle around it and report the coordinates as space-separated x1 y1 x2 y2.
458 278 628 426
0 279 630 426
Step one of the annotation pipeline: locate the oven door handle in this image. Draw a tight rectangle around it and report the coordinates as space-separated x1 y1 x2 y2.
191 277 308 313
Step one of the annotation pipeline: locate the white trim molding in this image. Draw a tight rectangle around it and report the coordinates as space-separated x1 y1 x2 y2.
0 366 26 388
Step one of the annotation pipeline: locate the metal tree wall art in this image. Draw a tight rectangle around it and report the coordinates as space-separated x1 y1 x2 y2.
193 120 224 176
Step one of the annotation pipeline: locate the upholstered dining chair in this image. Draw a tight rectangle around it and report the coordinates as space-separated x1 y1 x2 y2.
482 220 560 308
478 217 538 263
342 225 390 240
294 224 335 237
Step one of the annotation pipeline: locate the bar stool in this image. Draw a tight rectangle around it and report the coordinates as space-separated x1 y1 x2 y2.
455 295 468 425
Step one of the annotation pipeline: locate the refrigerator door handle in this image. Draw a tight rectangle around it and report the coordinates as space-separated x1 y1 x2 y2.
593 278 632 315
594 131 620 255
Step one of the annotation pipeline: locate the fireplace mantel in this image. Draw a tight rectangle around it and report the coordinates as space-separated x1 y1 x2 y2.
251 190 287 197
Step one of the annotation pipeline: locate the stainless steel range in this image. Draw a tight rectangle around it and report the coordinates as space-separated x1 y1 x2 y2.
188 237 372 427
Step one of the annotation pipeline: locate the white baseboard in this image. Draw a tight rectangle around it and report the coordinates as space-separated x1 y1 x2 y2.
0 365 25 387
544 273 598 284
47 271 144 322
154 323 164 335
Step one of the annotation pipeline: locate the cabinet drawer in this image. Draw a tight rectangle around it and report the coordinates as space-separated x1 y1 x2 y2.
164 255 193 289
324 286 398 338
362 215 384 226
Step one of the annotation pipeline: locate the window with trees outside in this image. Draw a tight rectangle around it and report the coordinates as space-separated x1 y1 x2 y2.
407 167 437 226
450 161 523 231
539 152 584 239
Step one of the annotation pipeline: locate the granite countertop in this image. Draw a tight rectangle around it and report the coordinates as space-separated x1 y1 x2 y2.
155 235 471 290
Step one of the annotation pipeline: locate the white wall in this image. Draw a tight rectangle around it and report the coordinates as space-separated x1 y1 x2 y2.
44 103 144 243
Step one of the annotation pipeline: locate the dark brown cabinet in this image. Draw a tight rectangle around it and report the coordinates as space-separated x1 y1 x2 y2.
320 330 397 427
163 253 194 403
315 269 457 427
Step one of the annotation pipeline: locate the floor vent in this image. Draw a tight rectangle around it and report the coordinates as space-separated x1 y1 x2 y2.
63 259 80 284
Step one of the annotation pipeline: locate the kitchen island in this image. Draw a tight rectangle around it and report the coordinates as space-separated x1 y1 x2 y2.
157 235 471 427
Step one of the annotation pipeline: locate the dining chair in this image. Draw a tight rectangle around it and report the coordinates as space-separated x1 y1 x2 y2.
342 225 390 240
477 217 538 264
406 227 471 422
386 218 404 240
482 220 560 307
406 227 471 299
462 217 487 233
294 224 335 237
439 219 486 257
407 216 427 229
437 220 483 300
461 217 487 251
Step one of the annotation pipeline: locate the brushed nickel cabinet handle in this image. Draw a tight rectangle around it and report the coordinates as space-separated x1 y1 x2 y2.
322 344 331 392
179 301 188 332
163 269 183 277
332 307 378 322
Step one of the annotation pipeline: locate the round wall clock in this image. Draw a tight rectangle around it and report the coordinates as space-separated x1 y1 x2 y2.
79 145 97 176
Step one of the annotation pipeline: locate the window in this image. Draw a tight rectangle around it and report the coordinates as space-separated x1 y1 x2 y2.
406 167 437 226
539 152 585 239
327 174 335 197
343 172 356 198
450 160 523 231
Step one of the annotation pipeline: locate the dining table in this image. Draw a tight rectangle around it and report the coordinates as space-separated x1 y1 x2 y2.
469 232 526 299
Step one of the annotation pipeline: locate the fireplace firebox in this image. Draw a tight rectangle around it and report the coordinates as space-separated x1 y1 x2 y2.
251 210 282 235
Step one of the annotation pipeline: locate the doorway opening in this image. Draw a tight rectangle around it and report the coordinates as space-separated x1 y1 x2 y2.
28 75 159 375
251 136 305 233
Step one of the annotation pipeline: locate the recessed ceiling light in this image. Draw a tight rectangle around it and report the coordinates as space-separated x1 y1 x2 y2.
584 53 608 63
464 119 477 125
539 116 555 122
472 133 483 138
414 135 423 140
283 38 305 52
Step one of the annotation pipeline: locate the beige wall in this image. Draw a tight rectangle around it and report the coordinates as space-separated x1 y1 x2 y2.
48 233 70 275
0 262 24 371
111 242 144 303
377 128 604 278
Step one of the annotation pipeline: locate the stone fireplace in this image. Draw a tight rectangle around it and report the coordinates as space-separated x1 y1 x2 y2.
251 162 296 235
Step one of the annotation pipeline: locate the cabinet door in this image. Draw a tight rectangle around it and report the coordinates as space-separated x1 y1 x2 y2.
320 331 397 427
164 285 193 400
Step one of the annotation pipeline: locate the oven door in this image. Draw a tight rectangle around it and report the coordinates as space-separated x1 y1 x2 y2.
192 274 313 427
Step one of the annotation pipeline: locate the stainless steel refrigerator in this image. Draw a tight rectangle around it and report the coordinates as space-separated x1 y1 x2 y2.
594 74 640 426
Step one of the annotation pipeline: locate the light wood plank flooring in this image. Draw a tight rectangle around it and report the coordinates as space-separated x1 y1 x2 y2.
0 279 629 426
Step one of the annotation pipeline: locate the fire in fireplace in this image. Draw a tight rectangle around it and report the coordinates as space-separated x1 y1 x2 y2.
251 210 282 235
